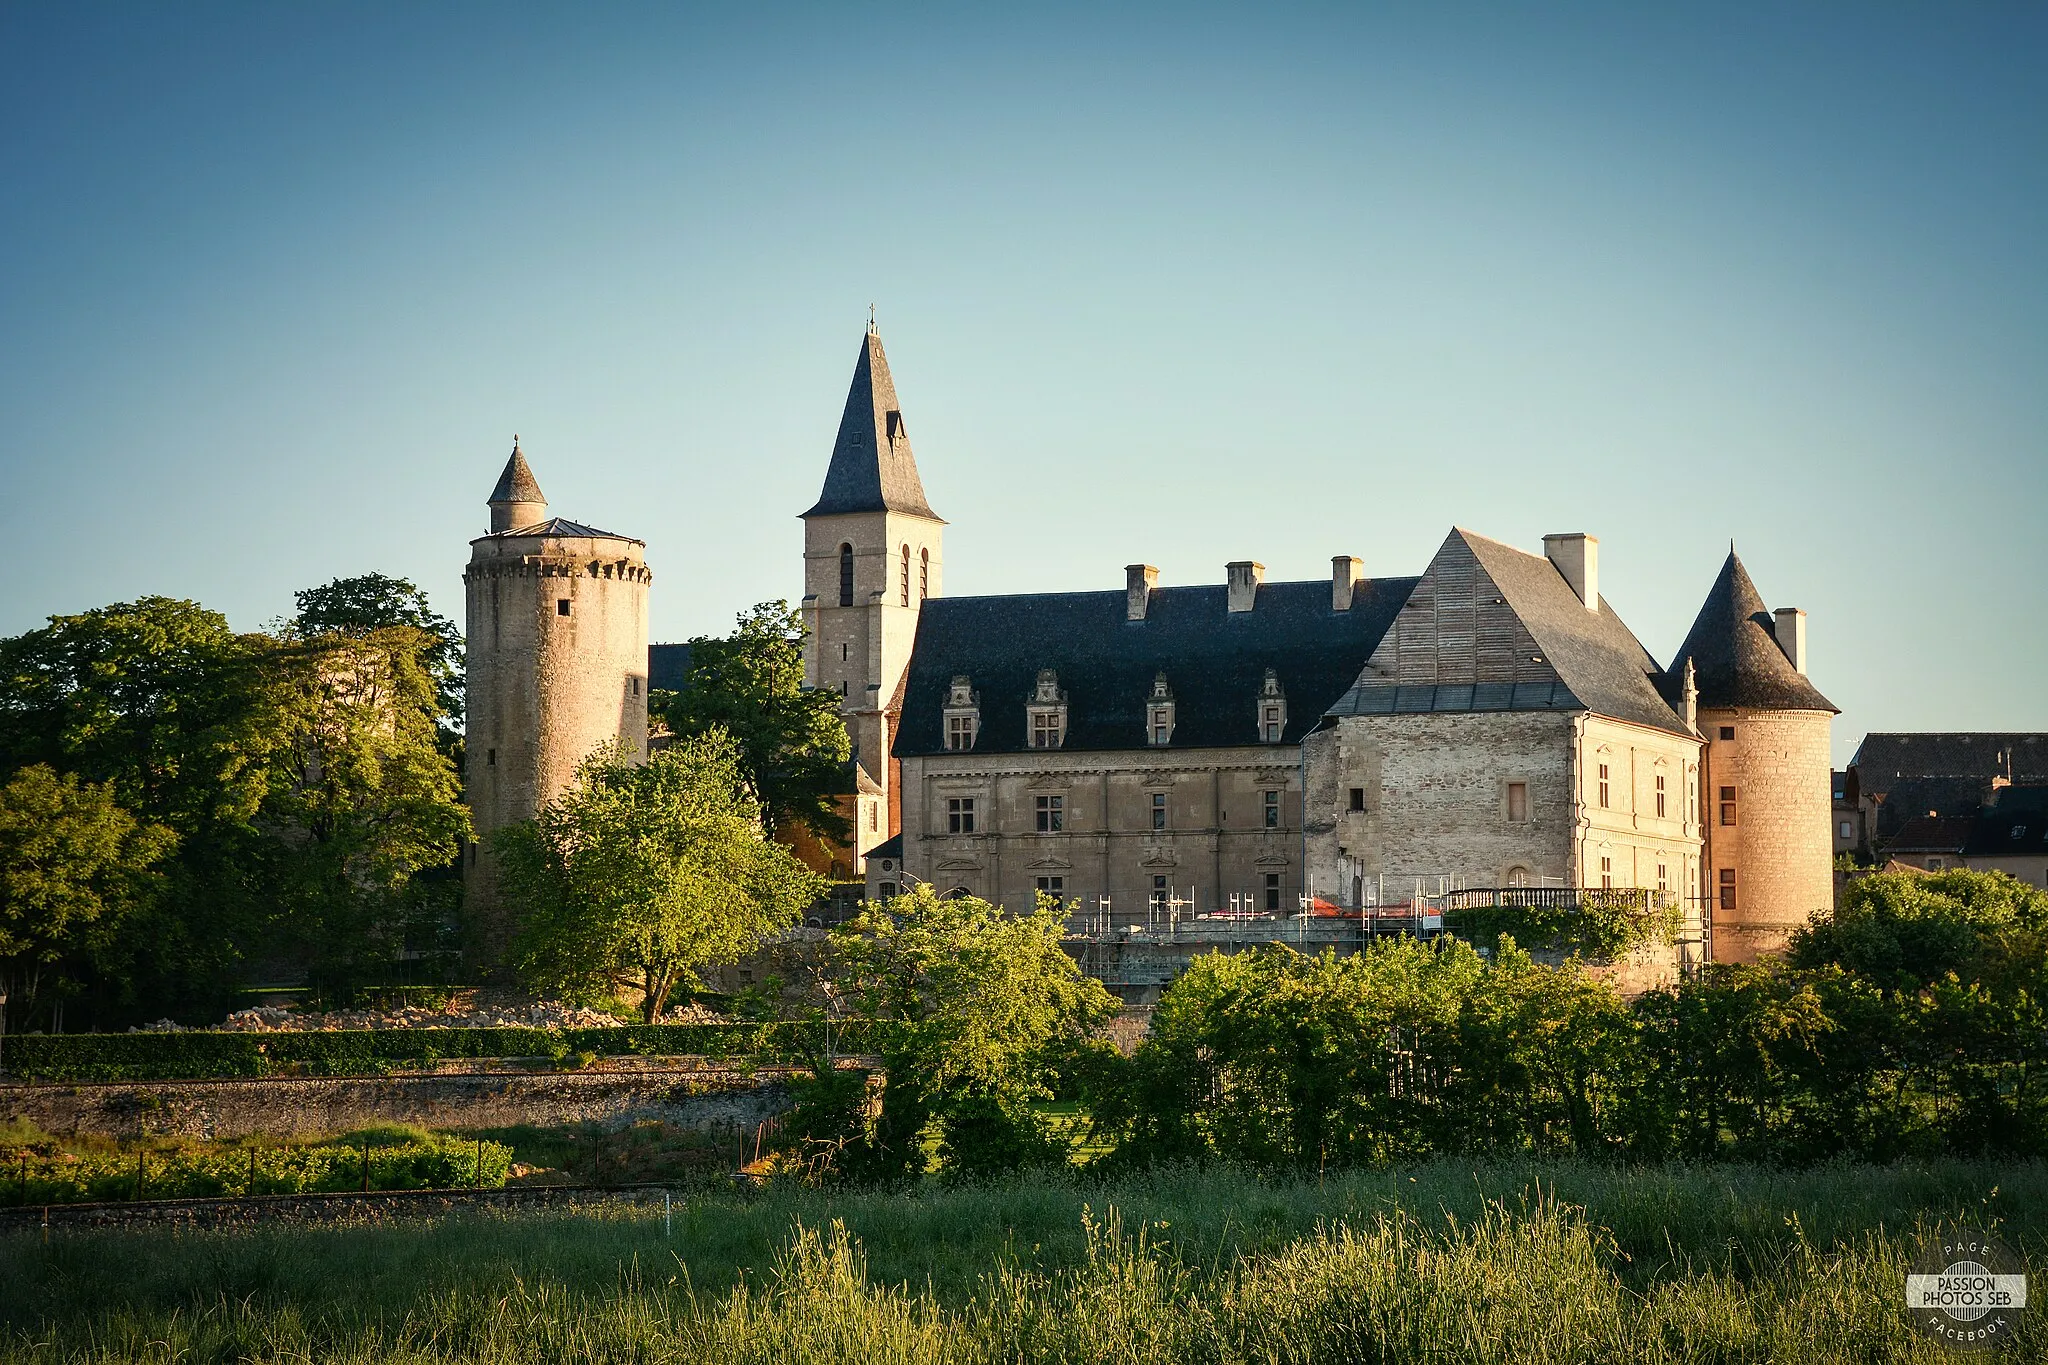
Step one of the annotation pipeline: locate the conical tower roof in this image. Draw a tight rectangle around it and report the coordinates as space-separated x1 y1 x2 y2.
802 330 942 520
1667 551 1835 712
489 438 546 506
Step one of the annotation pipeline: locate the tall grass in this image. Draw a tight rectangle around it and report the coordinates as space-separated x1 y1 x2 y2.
3 1160 2041 1362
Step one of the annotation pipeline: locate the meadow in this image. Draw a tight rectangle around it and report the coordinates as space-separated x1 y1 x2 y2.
3 1159 2042 1363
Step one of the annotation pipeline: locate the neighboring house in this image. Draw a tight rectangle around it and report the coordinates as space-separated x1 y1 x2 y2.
1846 733 2048 849
1833 769 1868 859
1884 816 1973 872
1961 788 2048 889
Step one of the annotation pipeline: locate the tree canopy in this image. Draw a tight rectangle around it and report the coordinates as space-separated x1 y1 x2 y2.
289 573 464 748
499 734 825 1022
651 602 852 845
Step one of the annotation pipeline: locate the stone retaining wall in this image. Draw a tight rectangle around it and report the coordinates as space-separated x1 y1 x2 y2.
1 1068 798 1140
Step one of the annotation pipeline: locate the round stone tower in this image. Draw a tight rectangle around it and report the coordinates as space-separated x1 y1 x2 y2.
464 438 650 947
1670 551 1836 963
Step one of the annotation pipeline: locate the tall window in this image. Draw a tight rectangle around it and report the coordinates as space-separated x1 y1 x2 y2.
899 545 910 606
1262 789 1281 829
1719 867 1736 910
1719 786 1737 826
1262 705 1283 743
1151 876 1168 914
1035 794 1064 832
838 543 854 606
1349 787 1367 812
1597 763 1611 808
1599 855 1613 890
1506 782 1528 823
1264 873 1282 912
1034 876 1064 900
947 797 976 835
1150 791 1168 831
1656 862 1669 893
868 803 878 831
1654 773 1667 818
1031 711 1063 749
919 548 929 601
1151 707 1172 745
946 716 976 751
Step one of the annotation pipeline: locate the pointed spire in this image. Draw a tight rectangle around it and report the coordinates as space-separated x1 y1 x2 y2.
488 435 548 533
802 330 942 521
1667 551 1835 712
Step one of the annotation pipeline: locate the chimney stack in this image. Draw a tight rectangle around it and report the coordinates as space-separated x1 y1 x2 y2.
1542 533 1599 612
1332 556 1364 611
1126 564 1159 621
1226 561 1264 613
1773 607 1808 674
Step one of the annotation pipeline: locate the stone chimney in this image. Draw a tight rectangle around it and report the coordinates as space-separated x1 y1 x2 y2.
1126 564 1159 621
1332 556 1364 611
1226 561 1264 613
1542 533 1599 612
1773 607 1808 674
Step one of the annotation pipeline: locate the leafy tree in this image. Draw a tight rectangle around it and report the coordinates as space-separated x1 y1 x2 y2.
290 574 464 748
831 888 1118 1177
1789 868 2048 991
0 765 175 1032
651 602 852 845
499 734 824 1022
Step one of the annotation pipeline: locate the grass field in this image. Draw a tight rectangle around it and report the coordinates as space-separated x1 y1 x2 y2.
3 1159 2042 1362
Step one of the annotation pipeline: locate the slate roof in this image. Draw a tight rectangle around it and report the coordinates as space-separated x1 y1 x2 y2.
1849 734 2048 789
473 517 642 544
1323 529 1692 738
801 332 942 520
1965 800 2048 858
893 576 1415 758
488 442 546 506
1887 815 1974 854
867 834 904 863
647 643 693 693
1664 551 1835 712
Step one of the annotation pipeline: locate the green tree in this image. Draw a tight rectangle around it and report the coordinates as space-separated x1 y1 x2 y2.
499 734 824 1022
0 765 175 1032
651 602 852 845
289 574 464 748
831 888 1118 1177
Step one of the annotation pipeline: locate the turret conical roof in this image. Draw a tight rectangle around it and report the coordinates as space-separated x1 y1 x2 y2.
802 330 942 520
1666 551 1836 712
489 438 546 507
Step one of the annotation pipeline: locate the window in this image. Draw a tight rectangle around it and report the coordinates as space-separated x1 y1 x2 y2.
486 748 497 767
946 715 976 751
1151 876 1168 913
1599 855 1613 890
838 544 854 607
840 679 848 697
900 545 910 606
1034 876 1065 900
1035 794 1064 832
947 797 976 834
1262 705 1283 743
919 548 929 601
1151 791 1168 830
1028 670 1066 749
1926 857 1943 871
1262 790 1281 828
1507 866 1530 887
1597 763 1611 808
1506 782 1527 823
1719 867 1736 910
631 678 640 697
1255 670 1287 741
878 881 898 899
1840 820 1855 839
1147 674 1174 745
840 643 849 661
1150 707 1172 745
1654 774 1667 818
868 803 878 832
1719 726 1735 741
1719 786 1737 826
1349 787 1367 813
1265 873 1282 912
1031 711 1063 749
1656 862 1669 893
557 599 571 616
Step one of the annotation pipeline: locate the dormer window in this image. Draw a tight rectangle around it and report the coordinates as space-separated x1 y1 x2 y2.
1146 673 1175 746
1256 669 1287 743
943 675 980 751
1028 668 1068 749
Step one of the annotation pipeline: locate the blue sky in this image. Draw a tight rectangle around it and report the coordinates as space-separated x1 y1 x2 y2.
4 3 2043 763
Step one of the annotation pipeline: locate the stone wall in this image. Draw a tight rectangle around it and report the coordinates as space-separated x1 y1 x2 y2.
1701 707 1834 962
2 1068 793 1141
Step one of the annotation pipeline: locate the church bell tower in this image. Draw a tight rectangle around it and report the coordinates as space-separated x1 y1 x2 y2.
799 325 944 867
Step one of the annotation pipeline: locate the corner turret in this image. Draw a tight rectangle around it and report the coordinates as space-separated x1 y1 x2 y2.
487 436 548 533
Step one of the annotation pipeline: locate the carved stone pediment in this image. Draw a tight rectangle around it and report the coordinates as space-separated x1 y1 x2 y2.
1256 769 1292 786
934 855 982 872
1140 771 1177 788
1253 852 1291 867
1026 773 1074 791
1140 846 1180 868
1027 854 1073 871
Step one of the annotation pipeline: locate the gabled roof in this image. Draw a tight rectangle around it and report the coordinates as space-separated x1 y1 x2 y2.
1665 551 1835 712
1964 801 2048 858
1325 529 1691 738
488 441 546 505
802 331 941 520
1888 815 1974 855
473 517 642 544
1849 733 2048 788
894 576 1414 758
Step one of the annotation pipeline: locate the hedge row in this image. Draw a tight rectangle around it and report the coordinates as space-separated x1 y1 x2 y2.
2 1021 900 1082
0 1137 513 1205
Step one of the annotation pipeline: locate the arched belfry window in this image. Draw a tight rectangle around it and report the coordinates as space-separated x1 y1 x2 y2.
919 548 929 601
900 545 911 606
838 544 854 607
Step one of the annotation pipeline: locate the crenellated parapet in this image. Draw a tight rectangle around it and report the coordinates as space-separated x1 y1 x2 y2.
462 557 653 585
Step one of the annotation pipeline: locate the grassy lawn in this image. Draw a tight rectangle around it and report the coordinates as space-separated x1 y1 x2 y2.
3 1159 2043 1362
